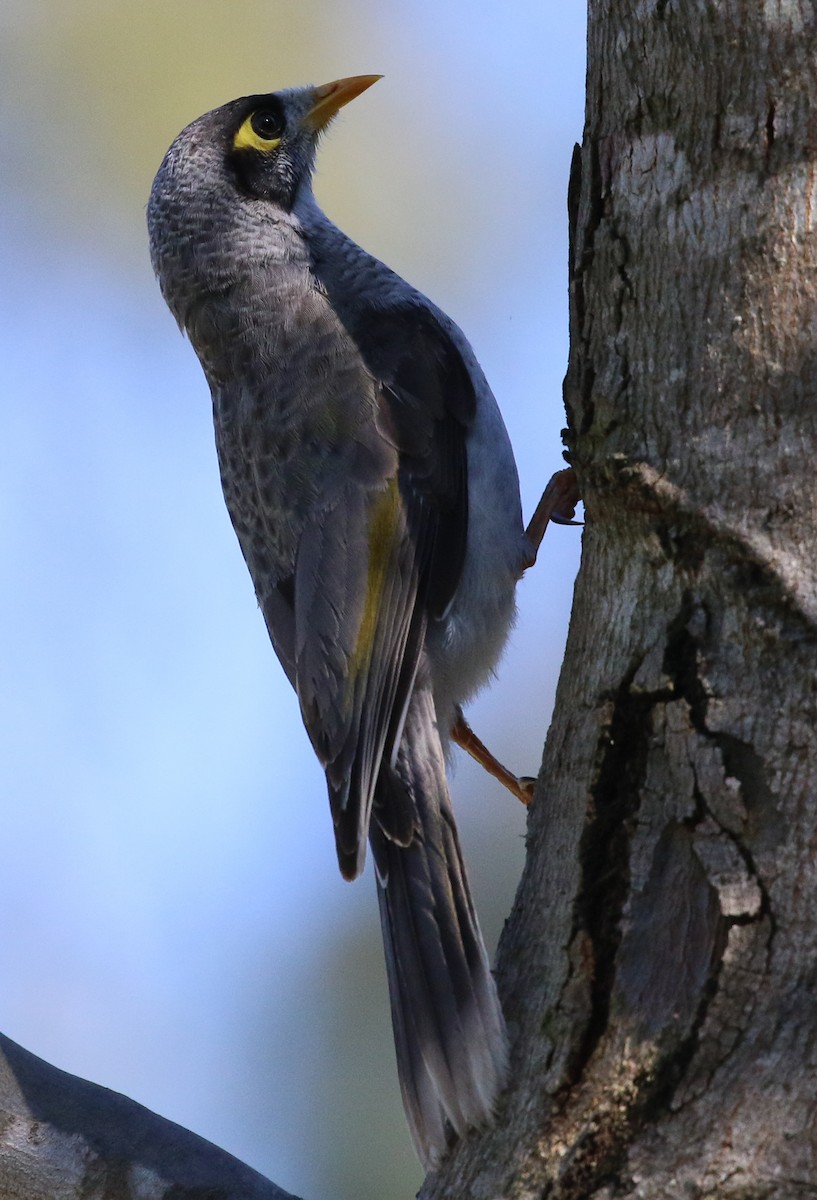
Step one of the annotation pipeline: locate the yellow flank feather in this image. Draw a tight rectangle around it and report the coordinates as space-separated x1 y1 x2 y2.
233 115 281 154
350 478 402 679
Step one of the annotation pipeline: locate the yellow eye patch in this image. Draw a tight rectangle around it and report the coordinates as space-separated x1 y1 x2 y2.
233 109 283 153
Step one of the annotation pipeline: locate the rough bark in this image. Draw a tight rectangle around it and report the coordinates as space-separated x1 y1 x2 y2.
422 1 817 1197
0 1035 298 1200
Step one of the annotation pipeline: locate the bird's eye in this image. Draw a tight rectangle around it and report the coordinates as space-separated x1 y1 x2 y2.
233 107 284 153
250 110 284 141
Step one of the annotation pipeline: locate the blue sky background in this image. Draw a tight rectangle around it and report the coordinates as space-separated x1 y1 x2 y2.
0 5 586 1197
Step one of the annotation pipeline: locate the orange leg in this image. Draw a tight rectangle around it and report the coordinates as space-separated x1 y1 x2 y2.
451 709 535 806
523 467 581 571
454 470 581 804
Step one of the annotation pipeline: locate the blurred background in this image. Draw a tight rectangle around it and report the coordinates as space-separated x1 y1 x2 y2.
0 4 585 1197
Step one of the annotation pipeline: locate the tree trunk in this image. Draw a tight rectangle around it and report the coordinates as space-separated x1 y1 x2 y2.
423 1 817 1197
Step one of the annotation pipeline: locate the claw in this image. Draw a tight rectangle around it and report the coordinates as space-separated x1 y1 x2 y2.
523 466 582 569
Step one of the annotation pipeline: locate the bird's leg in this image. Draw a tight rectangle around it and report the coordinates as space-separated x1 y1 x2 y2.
452 470 581 804
451 708 535 806
522 466 581 571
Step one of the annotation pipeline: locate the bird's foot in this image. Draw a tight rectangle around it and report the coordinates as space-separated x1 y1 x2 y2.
451 710 535 806
522 467 582 571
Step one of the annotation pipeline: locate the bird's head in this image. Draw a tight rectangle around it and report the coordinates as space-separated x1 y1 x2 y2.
148 75 381 330
149 74 381 220
227 75 382 209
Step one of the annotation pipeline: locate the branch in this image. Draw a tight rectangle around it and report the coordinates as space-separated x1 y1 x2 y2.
0 1034 300 1200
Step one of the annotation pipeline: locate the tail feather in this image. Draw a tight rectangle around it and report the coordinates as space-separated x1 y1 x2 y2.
371 684 508 1169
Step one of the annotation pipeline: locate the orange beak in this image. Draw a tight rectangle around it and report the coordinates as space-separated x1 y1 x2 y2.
301 74 382 132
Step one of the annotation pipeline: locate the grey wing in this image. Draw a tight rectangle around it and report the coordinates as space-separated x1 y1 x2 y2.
294 467 428 879
212 371 426 881
213 304 476 882
314 305 478 877
354 304 477 621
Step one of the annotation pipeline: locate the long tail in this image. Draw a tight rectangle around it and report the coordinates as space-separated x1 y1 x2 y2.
369 683 508 1169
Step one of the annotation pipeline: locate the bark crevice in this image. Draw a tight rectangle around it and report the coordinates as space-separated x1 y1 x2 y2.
570 680 665 1081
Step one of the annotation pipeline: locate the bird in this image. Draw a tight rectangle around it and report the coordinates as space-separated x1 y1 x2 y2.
148 75 534 1169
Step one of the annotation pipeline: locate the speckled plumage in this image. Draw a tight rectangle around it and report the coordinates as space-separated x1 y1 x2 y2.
148 78 527 1169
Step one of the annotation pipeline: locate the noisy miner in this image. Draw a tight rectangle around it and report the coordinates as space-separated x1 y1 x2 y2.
148 75 574 1169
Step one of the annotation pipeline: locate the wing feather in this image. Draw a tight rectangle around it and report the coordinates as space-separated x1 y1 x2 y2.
215 301 476 880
